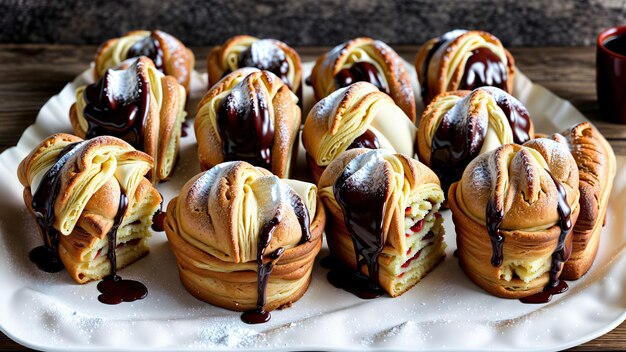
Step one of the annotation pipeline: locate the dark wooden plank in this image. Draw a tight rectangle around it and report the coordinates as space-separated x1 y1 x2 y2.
0 44 623 351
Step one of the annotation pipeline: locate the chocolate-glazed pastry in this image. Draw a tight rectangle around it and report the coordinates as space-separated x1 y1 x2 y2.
17 133 161 290
164 161 325 322
302 82 416 183
195 68 301 178
553 123 615 280
94 30 194 92
415 30 515 104
448 139 580 299
416 87 534 194
71 57 186 184
309 37 416 122
207 35 302 96
318 149 446 297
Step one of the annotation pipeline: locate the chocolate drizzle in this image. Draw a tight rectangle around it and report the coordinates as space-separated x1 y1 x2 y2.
347 129 380 150
217 81 274 169
485 197 505 267
97 191 148 305
332 156 388 298
520 170 573 304
238 40 291 89
459 47 508 92
83 60 151 150
241 186 311 324
335 62 389 95
127 32 164 72
30 141 86 273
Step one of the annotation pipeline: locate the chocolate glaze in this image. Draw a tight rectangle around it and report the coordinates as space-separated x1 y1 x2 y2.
332 161 389 297
347 129 380 150
421 30 466 102
217 81 274 169
335 61 389 95
30 141 86 273
488 90 532 144
97 191 148 305
83 60 151 150
459 47 508 92
127 32 164 72
242 189 312 324
239 40 291 89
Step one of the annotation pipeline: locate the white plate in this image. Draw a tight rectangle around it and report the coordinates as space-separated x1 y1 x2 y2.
0 62 624 351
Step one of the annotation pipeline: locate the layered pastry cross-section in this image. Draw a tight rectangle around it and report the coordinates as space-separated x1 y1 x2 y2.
164 161 325 323
18 133 161 284
318 149 445 297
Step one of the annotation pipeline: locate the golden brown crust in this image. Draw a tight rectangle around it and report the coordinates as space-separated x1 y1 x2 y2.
415 30 515 104
18 133 161 284
164 161 325 311
449 141 581 298
94 30 194 92
207 35 302 93
194 68 301 178
557 122 616 279
309 37 416 122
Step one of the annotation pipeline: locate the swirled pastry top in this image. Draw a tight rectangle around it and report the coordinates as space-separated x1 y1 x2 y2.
416 30 515 104
454 139 579 232
417 87 533 192
195 68 300 178
169 161 318 266
17 133 153 236
72 57 186 183
95 30 194 91
207 35 302 93
309 37 416 122
302 82 416 167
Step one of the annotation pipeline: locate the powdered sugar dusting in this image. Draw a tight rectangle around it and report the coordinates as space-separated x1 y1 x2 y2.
339 149 392 196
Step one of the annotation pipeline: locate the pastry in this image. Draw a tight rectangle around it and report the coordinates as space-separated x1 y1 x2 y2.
448 139 580 299
302 82 416 183
558 123 615 279
416 30 515 104
17 133 161 286
318 149 445 297
94 29 194 92
416 86 534 193
164 161 325 322
71 56 186 184
207 35 302 96
195 68 300 178
309 37 416 122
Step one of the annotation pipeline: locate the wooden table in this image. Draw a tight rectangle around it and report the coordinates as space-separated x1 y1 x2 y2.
0 45 623 351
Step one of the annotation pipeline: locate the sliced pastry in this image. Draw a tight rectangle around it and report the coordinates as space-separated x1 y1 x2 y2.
207 35 302 96
416 86 534 193
309 37 416 121
448 139 580 299
557 123 615 279
302 82 416 183
318 149 446 297
18 133 161 285
94 29 194 92
415 30 515 104
164 161 325 323
71 56 187 184
195 68 301 178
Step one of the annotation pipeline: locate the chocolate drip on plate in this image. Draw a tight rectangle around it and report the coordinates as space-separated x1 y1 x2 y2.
347 129 380 150
97 191 148 305
127 31 164 72
459 47 508 92
30 141 86 273
83 60 151 150
332 161 388 298
239 40 291 89
217 83 274 169
335 62 389 95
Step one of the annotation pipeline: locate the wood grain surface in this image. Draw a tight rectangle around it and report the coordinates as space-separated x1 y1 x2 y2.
0 44 623 351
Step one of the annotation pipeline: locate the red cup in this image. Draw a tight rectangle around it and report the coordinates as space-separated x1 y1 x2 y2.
597 26 626 124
